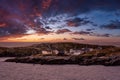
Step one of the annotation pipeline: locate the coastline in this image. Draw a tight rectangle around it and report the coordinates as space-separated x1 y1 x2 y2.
5 55 120 66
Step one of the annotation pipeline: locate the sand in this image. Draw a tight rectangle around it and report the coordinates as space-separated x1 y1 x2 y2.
0 58 120 80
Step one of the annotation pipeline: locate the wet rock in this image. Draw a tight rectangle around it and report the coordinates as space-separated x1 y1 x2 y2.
104 56 120 66
5 55 120 66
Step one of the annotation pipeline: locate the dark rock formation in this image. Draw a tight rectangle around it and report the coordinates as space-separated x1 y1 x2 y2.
5 55 120 66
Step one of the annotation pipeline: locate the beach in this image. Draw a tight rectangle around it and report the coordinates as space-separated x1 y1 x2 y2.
0 58 120 80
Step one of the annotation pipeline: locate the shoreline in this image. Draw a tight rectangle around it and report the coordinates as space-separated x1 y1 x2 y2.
4 55 120 66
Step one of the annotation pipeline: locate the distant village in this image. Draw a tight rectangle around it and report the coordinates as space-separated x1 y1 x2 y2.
1 43 112 57
41 47 103 56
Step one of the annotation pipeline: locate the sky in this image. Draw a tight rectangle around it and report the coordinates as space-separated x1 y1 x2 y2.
0 0 120 47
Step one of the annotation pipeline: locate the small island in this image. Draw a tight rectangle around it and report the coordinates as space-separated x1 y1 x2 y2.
0 42 120 66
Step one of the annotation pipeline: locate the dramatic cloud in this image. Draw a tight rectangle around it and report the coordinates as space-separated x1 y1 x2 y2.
0 22 27 37
92 33 112 37
101 20 120 29
66 17 92 27
86 28 95 31
0 23 7 27
41 0 52 11
72 31 112 37
72 31 92 35
72 38 85 40
45 26 52 30
56 29 71 34
0 0 120 44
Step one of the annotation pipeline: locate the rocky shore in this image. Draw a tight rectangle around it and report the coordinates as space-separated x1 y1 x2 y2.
5 55 120 66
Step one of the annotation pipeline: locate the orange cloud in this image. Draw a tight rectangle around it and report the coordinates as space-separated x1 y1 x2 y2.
56 29 71 34
0 23 7 27
42 0 52 10
67 21 77 27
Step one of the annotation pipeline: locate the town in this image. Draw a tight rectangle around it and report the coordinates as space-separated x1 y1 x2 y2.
41 47 100 56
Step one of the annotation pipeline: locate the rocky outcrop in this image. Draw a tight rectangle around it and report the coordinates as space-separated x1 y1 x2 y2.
5 55 120 66
104 56 120 66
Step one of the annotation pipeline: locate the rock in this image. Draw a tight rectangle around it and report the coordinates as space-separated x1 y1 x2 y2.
5 55 120 66
104 56 120 66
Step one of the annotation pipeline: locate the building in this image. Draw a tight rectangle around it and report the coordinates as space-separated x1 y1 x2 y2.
70 49 84 55
69 48 94 55
42 50 52 54
53 50 59 54
81 48 94 53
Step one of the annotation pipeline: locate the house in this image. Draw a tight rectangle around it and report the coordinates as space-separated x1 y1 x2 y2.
42 49 66 55
73 50 84 55
89 48 94 51
97 47 103 50
53 50 59 54
70 49 84 55
81 48 94 53
42 50 52 54
69 48 94 55
53 50 69 55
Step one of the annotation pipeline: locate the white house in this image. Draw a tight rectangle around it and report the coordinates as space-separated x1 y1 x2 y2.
53 50 59 54
70 49 84 55
42 50 52 54
89 48 94 51
81 48 94 52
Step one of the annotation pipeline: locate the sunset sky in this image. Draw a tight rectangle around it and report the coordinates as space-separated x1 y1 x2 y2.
0 0 120 46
